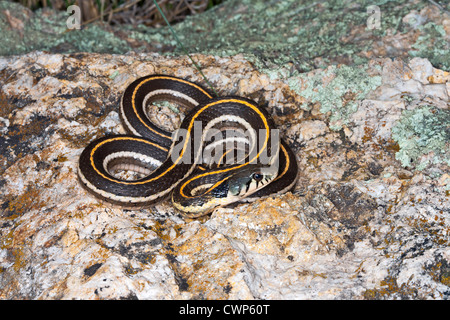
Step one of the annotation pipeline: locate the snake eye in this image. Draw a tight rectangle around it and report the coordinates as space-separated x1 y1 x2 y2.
252 172 263 182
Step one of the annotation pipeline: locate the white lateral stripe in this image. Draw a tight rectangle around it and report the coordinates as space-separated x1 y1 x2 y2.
103 151 163 172
142 89 200 109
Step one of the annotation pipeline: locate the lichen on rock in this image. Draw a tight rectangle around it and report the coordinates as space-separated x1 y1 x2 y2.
1 0 450 301
392 105 450 170
0 50 449 300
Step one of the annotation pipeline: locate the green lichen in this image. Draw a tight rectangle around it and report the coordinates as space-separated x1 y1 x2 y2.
122 0 434 73
0 1 130 56
287 64 382 130
409 22 450 71
391 105 450 170
2 0 448 76
55 24 130 54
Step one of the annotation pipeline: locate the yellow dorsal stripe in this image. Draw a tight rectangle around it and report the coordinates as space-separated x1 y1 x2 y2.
179 99 270 197
92 99 268 187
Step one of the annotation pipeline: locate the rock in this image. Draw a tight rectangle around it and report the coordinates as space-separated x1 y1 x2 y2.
0 51 449 300
1 0 450 72
288 120 329 143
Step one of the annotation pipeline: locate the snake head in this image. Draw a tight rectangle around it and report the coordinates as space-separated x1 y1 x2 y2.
227 165 278 198
172 164 278 218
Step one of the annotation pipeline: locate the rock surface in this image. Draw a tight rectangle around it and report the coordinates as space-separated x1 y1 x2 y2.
1 0 449 72
0 51 449 299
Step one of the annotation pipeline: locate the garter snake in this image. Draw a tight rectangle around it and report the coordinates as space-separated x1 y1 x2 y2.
78 75 298 217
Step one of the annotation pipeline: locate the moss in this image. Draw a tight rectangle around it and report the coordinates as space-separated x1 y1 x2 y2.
391 105 450 170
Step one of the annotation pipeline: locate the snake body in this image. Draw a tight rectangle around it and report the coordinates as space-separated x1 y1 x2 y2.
78 75 298 217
